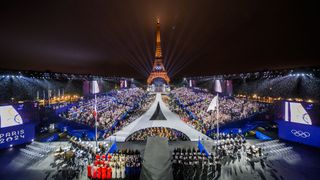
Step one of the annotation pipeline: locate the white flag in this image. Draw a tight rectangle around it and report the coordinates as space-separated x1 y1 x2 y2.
90 81 100 94
214 80 222 93
207 95 218 112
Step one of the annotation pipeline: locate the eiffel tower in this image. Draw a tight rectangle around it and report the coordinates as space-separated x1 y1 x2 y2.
147 18 170 85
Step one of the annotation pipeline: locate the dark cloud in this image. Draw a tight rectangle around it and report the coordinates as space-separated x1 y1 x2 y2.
0 0 319 79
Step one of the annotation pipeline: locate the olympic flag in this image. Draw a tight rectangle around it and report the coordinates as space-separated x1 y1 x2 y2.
207 95 218 112
90 81 100 94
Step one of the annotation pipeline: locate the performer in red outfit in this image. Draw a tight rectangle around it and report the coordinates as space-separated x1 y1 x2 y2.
97 167 102 179
107 165 112 179
92 166 97 179
96 154 100 160
102 166 107 179
102 154 106 160
87 164 92 178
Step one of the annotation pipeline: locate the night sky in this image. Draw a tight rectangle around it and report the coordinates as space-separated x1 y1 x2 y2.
0 0 319 79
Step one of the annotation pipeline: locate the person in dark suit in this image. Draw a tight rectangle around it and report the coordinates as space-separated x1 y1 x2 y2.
200 159 208 180
216 160 222 177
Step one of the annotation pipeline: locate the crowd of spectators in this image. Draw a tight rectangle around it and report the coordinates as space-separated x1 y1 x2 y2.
170 87 269 134
105 94 155 137
62 88 147 131
126 127 190 141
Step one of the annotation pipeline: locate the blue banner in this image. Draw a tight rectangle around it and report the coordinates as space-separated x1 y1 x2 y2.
0 123 35 149
278 120 320 148
197 140 209 157
255 131 272 140
107 142 118 154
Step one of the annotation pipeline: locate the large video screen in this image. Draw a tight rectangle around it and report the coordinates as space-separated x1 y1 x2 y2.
211 80 233 96
0 105 23 128
284 102 319 126
278 101 320 148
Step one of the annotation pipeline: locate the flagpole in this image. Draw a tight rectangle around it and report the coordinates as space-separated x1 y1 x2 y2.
216 93 219 144
95 93 98 147
48 89 50 107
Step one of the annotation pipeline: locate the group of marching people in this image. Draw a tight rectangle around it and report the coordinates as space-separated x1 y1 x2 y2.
172 148 222 180
87 150 142 179
171 133 251 180
213 133 247 159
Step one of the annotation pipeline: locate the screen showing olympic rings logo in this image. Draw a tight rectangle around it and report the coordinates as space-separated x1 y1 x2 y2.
291 129 310 138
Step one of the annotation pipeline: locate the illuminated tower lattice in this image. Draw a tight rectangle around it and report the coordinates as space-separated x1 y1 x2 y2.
147 18 170 85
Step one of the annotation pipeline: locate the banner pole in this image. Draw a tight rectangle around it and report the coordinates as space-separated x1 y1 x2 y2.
95 93 98 148
216 93 219 144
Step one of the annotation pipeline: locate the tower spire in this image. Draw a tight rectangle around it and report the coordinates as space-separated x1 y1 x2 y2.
147 18 170 85
155 17 162 58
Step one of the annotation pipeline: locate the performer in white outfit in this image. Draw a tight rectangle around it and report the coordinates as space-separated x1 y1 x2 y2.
112 165 117 179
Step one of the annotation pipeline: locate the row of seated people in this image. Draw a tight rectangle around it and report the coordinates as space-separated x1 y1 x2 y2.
170 87 269 134
61 88 147 131
109 88 146 107
87 149 142 179
172 148 222 180
126 127 190 141
104 94 156 138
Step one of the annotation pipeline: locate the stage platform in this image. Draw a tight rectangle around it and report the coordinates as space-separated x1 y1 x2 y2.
107 93 210 142
1 140 320 180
